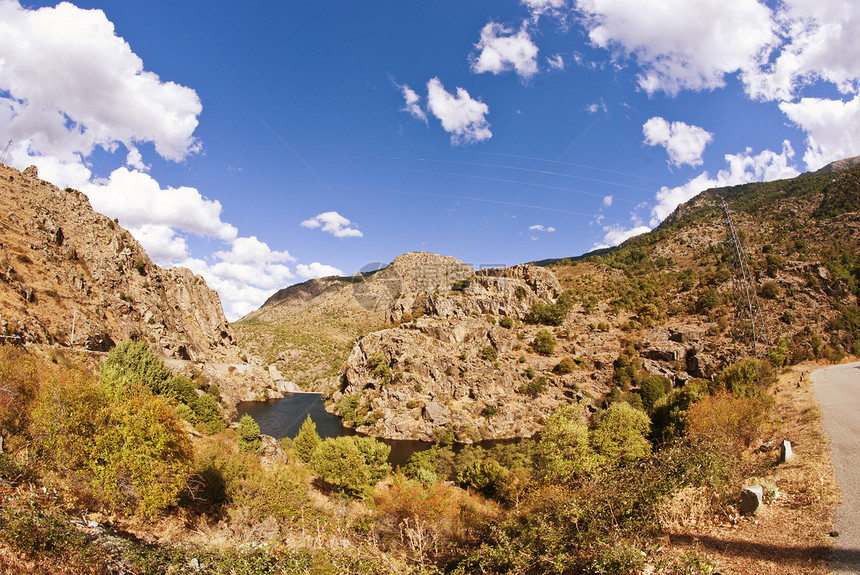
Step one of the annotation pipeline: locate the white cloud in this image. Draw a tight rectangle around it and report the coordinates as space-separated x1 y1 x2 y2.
595 142 799 249
586 99 607 114
0 1 201 163
82 168 238 242
296 262 343 279
301 211 363 238
470 22 540 81
650 141 799 225
642 117 713 168
426 78 492 145
574 0 776 95
529 224 556 232
779 94 860 170
399 84 427 123
522 0 568 22
0 1 345 322
547 54 565 70
595 224 651 248
744 0 860 101
603 195 613 207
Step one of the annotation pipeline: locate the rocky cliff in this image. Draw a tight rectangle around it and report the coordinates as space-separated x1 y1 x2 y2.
0 162 282 404
322 165 860 442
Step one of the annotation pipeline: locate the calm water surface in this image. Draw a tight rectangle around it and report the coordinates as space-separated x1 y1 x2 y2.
235 393 436 467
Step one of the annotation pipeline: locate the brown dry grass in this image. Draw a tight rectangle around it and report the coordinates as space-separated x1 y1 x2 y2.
665 360 840 574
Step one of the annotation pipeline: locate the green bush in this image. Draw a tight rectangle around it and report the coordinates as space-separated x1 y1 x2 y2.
192 393 227 434
590 402 651 465
100 340 173 396
237 414 262 453
532 329 555 355
552 356 577 374
639 375 671 411
480 345 499 362
311 436 391 496
457 459 508 498
499 317 513 329
533 404 595 482
759 281 780 299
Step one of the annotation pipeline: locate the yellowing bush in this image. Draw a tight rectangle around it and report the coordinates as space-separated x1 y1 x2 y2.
685 391 773 451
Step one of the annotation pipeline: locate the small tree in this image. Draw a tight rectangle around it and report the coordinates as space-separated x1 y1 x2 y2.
293 415 321 462
237 414 263 453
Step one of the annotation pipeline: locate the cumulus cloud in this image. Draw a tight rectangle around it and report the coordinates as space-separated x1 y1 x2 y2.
296 262 343 279
0 1 345 321
642 117 714 168
399 84 427 123
779 94 860 170
82 168 238 242
573 0 776 95
529 224 556 232
595 142 799 249
470 22 540 81
650 141 799 225
603 195 613 207
744 0 860 101
426 78 492 145
0 1 202 163
301 211 363 238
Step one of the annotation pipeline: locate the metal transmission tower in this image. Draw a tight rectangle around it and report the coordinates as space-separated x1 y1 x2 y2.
718 198 770 358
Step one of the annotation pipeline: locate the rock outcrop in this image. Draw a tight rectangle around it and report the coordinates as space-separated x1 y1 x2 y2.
0 162 282 403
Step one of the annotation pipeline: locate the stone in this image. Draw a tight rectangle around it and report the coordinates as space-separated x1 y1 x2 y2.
781 439 793 462
740 485 763 515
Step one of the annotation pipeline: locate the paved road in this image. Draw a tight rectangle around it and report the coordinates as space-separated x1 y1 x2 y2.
813 361 860 575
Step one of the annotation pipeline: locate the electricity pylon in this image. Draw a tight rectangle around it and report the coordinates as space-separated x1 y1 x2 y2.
718 198 770 358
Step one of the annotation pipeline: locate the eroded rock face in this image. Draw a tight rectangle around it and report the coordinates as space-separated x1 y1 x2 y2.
0 163 237 362
325 263 588 443
0 163 286 404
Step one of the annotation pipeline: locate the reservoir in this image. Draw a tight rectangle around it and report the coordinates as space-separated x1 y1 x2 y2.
235 393 436 468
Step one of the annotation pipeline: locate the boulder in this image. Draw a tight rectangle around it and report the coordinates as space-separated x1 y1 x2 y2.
740 485 763 515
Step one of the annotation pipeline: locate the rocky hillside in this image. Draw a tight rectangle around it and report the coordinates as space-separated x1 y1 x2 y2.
316 162 860 442
234 252 476 387
0 162 282 405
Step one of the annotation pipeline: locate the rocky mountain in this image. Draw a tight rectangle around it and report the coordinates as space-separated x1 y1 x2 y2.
0 162 282 405
239 159 860 443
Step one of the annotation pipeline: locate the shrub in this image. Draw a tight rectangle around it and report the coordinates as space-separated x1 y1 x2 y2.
311 436 391 495
192 393 227 434
518 375 547 397
237 414 262 453
686 391 773 451
696 289 720 313
100 340 174 396
639 375 671 411
457 459 508 498
534 404 595 482
293 415 321 462
759 281 780 299
716 358 770 397
532 329 555 355
590 402 652 465
499 317 513 329
552 356 577 374
479 345 498 362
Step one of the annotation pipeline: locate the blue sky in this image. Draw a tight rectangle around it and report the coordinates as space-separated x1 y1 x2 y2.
2 0 858 318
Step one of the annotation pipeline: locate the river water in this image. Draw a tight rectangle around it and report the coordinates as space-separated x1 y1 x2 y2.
235 393 436 468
